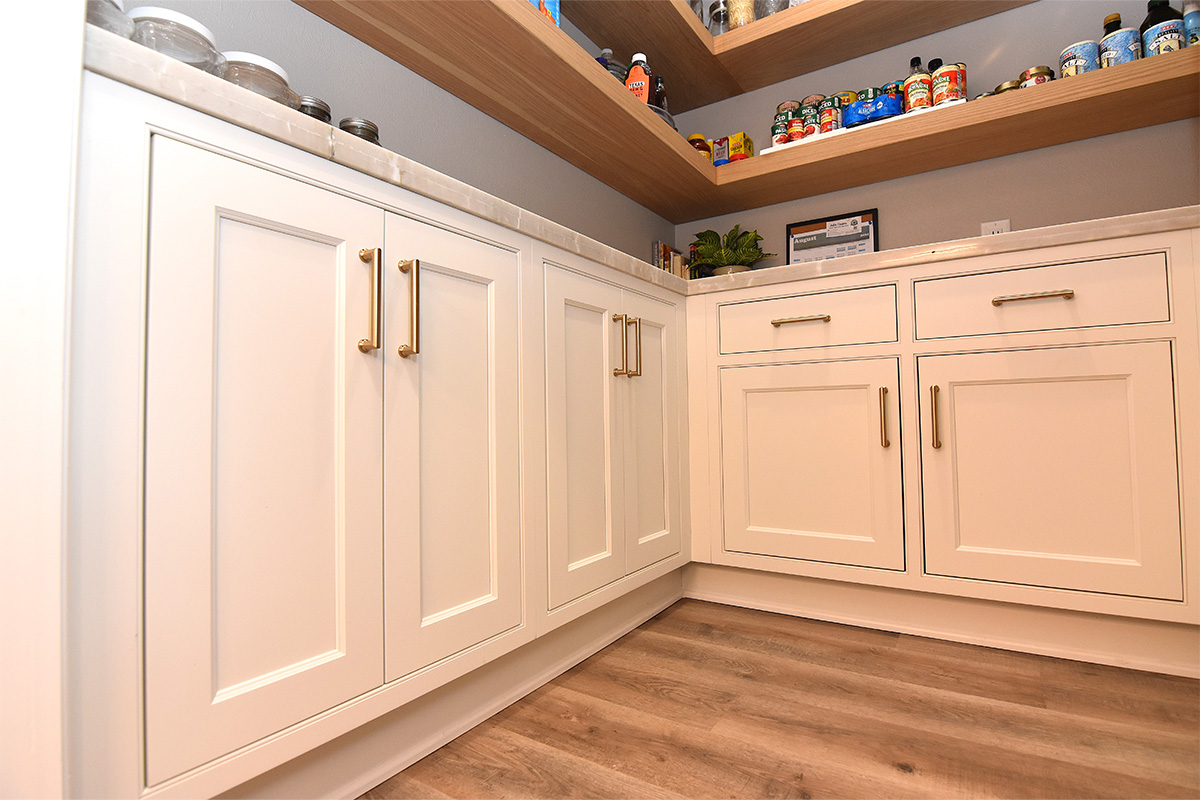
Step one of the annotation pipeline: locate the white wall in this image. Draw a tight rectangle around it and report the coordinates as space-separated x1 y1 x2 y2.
673 0 1200 262
150 0 674 260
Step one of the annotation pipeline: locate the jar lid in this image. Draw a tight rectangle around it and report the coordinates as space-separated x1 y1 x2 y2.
1020 65 1055 81
1104 13 1122 25
709 0 726 10
127 7 217 46
299 96 331 114
109 0 126 11
339 117 379 134
221 51 290 84
631 52 647 63
995 79 1022 92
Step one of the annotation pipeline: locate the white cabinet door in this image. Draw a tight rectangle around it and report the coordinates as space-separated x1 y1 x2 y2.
720 358 904 570
544 264 627 608
143 137 384 784
383 214 522 682
919 342 1183 600
622 290 682 573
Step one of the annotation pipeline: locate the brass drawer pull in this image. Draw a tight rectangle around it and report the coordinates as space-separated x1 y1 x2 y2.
626 316 642 377
612 314 629 376
879 386 890 448
992 289 1075 306
771 314 831 327
930 385 942 450
357 247 381 353
397 259 420 358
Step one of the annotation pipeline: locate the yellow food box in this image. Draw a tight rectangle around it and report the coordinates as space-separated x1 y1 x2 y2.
728 131 754 160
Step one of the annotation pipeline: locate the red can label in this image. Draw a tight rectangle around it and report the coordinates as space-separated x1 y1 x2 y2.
786 118 805 141
932 64 963 105
903 73 932 112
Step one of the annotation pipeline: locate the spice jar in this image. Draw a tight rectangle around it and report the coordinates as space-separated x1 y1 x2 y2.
220 51 301 109
339 117 380 145
687 134 713 162
298 96 332 124
728 0 755 29
1019 65 1055 88
708 1 729 35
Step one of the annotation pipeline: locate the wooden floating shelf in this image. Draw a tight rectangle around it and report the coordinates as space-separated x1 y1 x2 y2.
293 0 1199 225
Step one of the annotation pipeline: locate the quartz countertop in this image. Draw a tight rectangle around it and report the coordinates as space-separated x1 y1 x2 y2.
84 25 1198 298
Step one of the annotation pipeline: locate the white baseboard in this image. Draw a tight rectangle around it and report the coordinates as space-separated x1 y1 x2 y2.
683 563 1200 678
219 572 684 800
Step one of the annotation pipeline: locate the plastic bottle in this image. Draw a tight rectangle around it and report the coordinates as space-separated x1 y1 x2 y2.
1183 0 1199 44
625 53 653 104
903 56 932 112
653 76 668 112
1141 0 1185 56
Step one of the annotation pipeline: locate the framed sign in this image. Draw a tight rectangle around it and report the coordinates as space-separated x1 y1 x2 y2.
787 209 878 265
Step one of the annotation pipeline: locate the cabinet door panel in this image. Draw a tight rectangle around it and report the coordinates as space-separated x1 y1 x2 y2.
920 342 1183 599
545 265 626 608
721 358 904 570
144 137 384 785
623 291 681 573
384 214 522 682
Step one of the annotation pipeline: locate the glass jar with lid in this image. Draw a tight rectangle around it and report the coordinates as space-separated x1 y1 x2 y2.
709 0 729 35
87 0 134 38
219 51 301 109
128 7 223 74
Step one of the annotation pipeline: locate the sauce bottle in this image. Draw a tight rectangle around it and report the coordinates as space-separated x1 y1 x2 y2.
1100 12 1142 67
653 76 668 112
625 53 652 104
1141 0 1186 55
903 56 932 113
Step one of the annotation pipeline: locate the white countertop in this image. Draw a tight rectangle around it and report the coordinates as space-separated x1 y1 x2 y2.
84 25 1199 298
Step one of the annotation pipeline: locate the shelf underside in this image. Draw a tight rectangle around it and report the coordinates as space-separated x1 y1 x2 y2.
294 0 1199 225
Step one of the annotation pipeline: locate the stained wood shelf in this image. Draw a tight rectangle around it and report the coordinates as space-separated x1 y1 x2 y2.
294 0 1199 225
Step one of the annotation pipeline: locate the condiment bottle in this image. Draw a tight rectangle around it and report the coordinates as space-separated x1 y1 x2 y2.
1141 0 1186 55
1100 13 1142 67
903 56 932 112
1185 0 1200 45
653 76 668 112
1104 12 1123 35
625 53 653 103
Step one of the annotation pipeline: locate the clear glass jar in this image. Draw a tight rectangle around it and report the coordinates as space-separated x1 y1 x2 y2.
86 0 134 38
220 52 301 109
709 0 729 35
128 7 223 74
690 0 707 27
728 0 755 29
755 0 788 18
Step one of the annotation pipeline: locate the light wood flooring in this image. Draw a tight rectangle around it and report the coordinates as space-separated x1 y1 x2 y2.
362 599 1200 799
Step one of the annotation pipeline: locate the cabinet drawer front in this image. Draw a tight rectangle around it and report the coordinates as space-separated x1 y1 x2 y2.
718 285 898 354
914 253 1169 339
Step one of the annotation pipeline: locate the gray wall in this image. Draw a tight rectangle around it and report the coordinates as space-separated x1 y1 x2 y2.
149 0 674 260
673 0 1200 263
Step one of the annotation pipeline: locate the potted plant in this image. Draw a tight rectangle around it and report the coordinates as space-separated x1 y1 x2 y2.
688 225 775 278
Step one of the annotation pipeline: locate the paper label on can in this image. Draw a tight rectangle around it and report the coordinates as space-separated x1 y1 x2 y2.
1143 19 1185 55
903 74 932 111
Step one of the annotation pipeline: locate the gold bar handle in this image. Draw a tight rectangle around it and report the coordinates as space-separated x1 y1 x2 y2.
879 386 890 448
930 385 942 450
626 316 642 377
397 259 420 358
992 289 1075 306
612 314 629 376
357 247 381 353
771 314 831 327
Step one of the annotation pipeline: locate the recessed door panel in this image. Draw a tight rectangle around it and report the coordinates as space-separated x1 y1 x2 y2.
144 137 384 785
545 264 626 608
384 213 522 682
721 358 904 570
920 342 1183 599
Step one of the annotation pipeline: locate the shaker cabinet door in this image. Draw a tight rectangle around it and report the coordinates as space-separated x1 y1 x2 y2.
919 342 1184 599
383 213 523 682
720 358 905 570
143 137 385 785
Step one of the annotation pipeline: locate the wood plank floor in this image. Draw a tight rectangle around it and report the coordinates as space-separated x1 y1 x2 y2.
362 599 1200 799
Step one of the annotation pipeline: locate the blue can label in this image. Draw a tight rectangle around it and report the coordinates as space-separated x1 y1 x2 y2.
1100 28 1141 67
1143 19 1185 56
1060 40 1099 76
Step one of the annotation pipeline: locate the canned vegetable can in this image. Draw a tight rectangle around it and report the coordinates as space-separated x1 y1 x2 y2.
776 100 801 115
800 94 825 106
858 87 880 102
1060 40 1099 77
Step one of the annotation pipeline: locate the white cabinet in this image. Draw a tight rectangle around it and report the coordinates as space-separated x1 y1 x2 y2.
543 261 682 609
919 342 1184 600
719 358 904 570
382 213 523 682
143 137 385 784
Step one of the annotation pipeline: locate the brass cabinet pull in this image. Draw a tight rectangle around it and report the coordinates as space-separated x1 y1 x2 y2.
357 247 382 353
626 316 642 377
930 385 942 450
397 259 420 358
771 314 831 327
991 289 1075 306
612 314 629 376
879 386 890 448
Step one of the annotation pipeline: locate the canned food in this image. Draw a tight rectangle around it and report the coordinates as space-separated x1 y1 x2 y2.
776 100 801 115
882 81 903 95
799 102 819 118
800 94 826 106
1019 65 1054 88
903 72 932 112
1100 27 1141 68
1059 40 1099 77
801 109 819 138
955 63 968 98
858 87 881 102
932 63 963 105
817 96 841 133
834 91 857 107
994 79 1022 93
774 111 795 126
787 118 805 141
974 91 996 100
1143 19 1185 56
772 121 790 145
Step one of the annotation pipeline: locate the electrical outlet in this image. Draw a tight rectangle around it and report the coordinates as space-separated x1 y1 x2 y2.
981 219 1011 236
